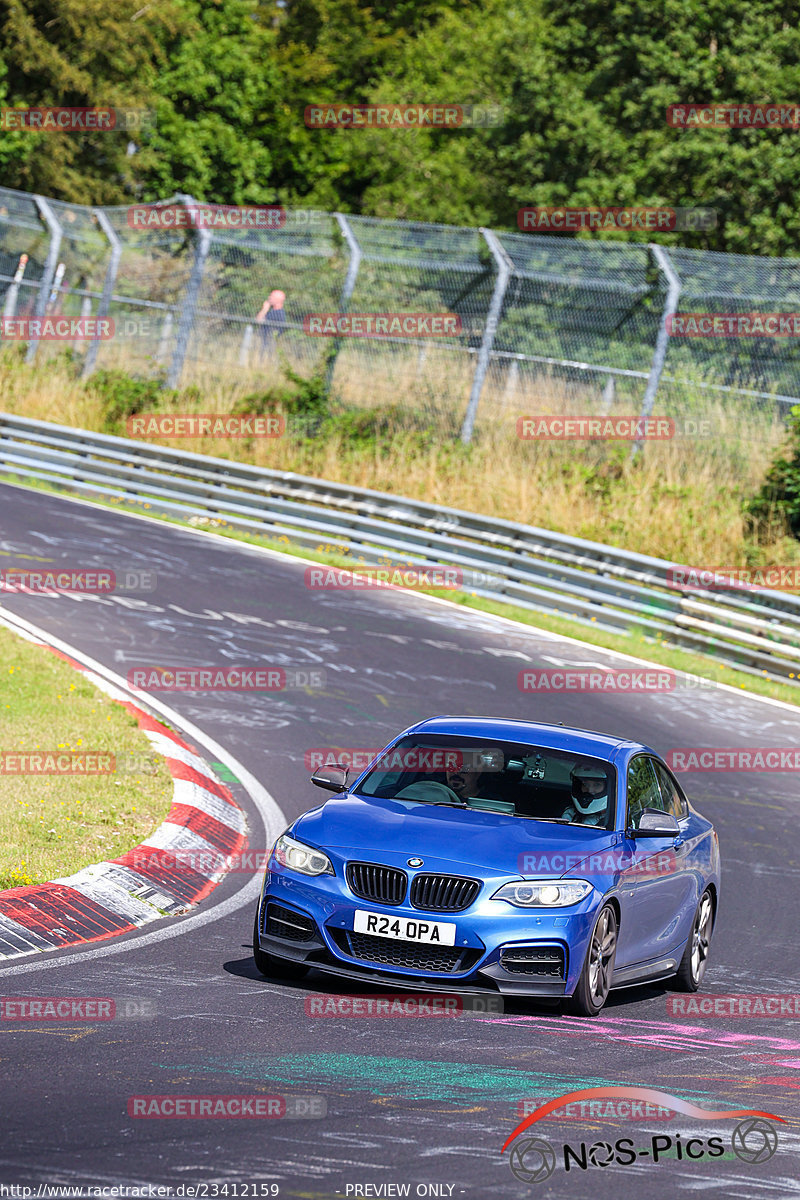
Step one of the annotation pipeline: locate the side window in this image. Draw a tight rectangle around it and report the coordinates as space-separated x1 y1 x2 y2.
626 756 663 829
653 760 688 820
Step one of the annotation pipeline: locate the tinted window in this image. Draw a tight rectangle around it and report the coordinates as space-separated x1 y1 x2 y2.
354 735 616 828
626 756 663 829
653 760 688 820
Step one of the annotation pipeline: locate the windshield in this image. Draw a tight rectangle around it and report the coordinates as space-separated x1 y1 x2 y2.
354 735 616 829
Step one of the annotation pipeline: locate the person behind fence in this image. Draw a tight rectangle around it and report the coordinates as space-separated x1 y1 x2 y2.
256 289 287 355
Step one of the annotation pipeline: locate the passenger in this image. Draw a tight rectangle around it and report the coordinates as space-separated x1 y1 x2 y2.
561 762 611 827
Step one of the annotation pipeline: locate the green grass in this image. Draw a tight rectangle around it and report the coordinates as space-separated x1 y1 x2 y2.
2 469 799 711
0 621 174 889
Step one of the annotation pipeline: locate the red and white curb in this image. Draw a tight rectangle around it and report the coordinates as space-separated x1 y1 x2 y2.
0 626 249 961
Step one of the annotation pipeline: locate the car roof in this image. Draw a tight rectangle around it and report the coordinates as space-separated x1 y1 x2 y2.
402 715 642 762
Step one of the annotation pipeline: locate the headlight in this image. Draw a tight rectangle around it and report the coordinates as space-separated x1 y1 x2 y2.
272 833 334 876
492 879 593 907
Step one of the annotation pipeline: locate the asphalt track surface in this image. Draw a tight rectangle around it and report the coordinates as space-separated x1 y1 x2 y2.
1 480 799 1199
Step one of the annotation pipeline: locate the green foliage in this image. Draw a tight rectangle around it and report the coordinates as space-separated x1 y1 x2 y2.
4 0 800 253
87 368 171 432
0 0 182 203
231 353 332 433
746 406 800 539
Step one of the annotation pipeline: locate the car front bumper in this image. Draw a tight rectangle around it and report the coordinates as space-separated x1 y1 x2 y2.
256 866 602 997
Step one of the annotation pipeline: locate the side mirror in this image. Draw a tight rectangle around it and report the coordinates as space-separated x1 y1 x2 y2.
311 763 349 792
629 808 680 838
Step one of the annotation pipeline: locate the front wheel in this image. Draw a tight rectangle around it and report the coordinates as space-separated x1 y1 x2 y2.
252 911 309 981
567 904 618 1017
672 889 714 991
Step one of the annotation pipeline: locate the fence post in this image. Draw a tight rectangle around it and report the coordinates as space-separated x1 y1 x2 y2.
2 254 29 319
460 228 512 444
239 323 254 366
632 245 681 457
81 208 122 378
324 213 362 394
600 375 616 413
503 357 520 403
158 312 174 364
166 195 212 389
25 196 63 363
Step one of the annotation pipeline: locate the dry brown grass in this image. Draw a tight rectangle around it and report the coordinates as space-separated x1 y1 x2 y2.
1 344 796 569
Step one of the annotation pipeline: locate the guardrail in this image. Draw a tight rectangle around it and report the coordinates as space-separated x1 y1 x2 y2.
1 411 799 687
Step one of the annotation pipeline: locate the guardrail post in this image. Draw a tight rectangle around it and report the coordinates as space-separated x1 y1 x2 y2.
325 213 362 394
25 196 63 363
460 229 513 444
81 208 122 378
632 245 681 457
166 195 212 389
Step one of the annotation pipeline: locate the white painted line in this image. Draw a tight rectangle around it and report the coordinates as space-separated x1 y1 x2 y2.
139 820 223 858
0 913 55 957
168 776 247 833
143 731 223 778
55 866 171 925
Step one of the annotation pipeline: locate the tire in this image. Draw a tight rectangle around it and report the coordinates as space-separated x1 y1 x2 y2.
567 904 618 1017
252 910 309 981
672 889 714 992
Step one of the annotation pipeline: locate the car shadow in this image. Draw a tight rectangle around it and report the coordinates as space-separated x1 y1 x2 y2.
225 949 671 1013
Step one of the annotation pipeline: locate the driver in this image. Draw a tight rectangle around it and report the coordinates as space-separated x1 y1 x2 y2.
561 761 611 827
445 748 503 802
445 764 486 801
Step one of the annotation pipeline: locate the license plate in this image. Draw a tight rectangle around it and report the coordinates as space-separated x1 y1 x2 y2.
353 909 456 946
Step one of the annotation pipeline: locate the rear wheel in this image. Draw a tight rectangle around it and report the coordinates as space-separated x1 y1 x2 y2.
567 904 618 1017
672 889 714 991
252 911 309 981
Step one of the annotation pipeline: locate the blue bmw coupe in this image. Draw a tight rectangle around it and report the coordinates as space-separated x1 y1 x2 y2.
253 717 720 1015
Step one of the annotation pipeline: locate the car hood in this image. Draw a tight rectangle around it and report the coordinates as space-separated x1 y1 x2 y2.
294 793 618 878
